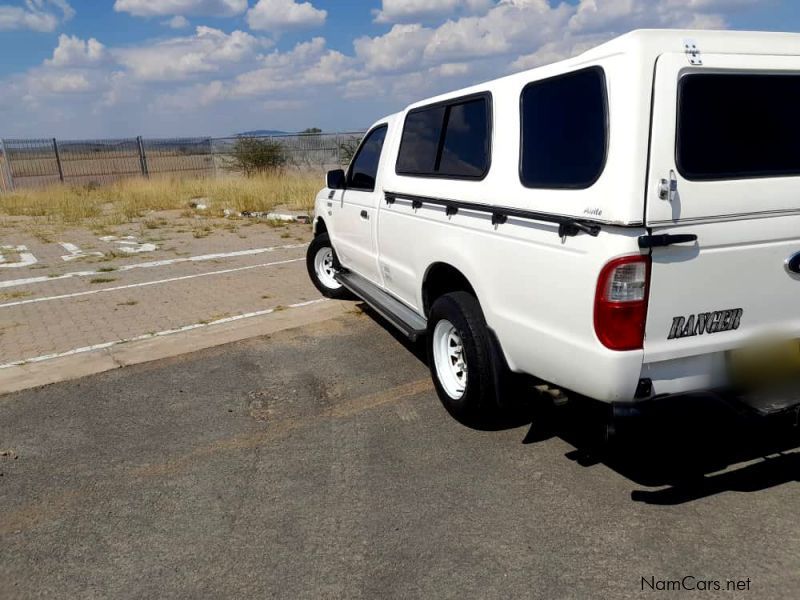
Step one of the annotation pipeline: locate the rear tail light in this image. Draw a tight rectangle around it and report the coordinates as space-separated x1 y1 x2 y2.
594 255 651 351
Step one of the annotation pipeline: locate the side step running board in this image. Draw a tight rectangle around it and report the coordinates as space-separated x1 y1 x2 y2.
335 271 427 341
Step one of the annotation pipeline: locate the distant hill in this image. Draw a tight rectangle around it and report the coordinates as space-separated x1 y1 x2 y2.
235 129 290 136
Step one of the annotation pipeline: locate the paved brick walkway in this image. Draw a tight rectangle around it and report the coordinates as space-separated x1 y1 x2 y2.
0 213 318 368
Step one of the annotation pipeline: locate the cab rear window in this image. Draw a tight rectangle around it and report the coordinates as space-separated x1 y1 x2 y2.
677 73 800 180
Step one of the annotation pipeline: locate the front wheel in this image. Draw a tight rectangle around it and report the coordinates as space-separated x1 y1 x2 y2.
306 233 351 299
427 291 499 425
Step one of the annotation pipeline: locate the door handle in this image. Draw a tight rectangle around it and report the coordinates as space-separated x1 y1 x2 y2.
360 210 369 220
638 233 698 249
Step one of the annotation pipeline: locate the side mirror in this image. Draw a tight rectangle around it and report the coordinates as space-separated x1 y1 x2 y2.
327 169 346 190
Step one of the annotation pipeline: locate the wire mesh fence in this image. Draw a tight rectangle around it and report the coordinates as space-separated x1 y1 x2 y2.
144 137 214 179
58 139 143 186
0 139 15 193
2 138 63 189
0 131 365 192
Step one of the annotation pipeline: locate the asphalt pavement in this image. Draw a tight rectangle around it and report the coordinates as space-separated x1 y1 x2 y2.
1 309 799 599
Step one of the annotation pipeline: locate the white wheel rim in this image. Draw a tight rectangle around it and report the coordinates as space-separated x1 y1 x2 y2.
433 319 467 400
314 247 341 290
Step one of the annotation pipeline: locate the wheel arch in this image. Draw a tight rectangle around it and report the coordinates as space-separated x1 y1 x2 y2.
421 262 479 319
313 216 328 237
421 260 516 379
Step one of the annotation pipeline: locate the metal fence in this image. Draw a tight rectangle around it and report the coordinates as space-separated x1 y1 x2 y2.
0 131 365 192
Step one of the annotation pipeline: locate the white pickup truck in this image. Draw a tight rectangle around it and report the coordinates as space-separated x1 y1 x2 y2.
306 29 800 427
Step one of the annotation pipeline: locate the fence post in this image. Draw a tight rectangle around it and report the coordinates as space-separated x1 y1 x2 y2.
0 138 14 192
137 136 149 178
207 137 216 179
52 138 64 183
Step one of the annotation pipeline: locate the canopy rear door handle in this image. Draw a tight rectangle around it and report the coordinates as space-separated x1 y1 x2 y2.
360 210 369 220
638 233 698 249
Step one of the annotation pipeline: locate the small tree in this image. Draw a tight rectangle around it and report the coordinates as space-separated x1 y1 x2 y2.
301 127 322 134
227 137 287 176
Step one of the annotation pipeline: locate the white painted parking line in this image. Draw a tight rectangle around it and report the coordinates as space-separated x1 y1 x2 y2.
0 245 38 269
0 299 327 369
0 258 304 309
0 243 308 290
99 235 157 254
129 243 307 269
59 242 104 262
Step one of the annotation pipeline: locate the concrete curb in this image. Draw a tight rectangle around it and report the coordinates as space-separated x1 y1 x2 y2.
0 300 351 397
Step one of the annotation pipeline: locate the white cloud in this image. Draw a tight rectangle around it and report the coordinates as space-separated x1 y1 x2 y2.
34 71 91 93
153 37 349 112
155 79 227 110
46 34 106 67
422 0 573 63
354 24 434 74
373 0 491 24
0 0 74 32
99 71 138 108
246 0 326 32
113 0 246 18
343 77 384 100
567 0 741 33
114 26 269 82
9 68 95 101
357 0 758 78
354 2 574 75
510 34 612 71
431 62 471 77
230 37 354 96
163 15 190 29
45 0 72 16
0 0 767 137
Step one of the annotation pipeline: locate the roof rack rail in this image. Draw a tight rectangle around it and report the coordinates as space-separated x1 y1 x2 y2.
384 191 602 238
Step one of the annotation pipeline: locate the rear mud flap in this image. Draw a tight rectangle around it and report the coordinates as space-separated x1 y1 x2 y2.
487 327 518 410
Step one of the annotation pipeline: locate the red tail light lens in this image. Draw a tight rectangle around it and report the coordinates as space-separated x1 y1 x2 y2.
594 255 651 351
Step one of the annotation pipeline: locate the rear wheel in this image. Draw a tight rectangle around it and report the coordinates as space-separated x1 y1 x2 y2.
306 233 350 299
427 291 499 425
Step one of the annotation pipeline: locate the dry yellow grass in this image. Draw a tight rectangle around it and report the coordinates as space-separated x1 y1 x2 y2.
0 172 322 226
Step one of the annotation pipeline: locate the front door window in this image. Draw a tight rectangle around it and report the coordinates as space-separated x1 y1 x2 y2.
347 126 387 191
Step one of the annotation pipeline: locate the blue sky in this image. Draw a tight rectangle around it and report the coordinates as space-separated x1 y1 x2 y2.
0 0 798 138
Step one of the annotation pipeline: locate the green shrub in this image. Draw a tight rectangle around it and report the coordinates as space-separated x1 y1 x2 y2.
227 137 287 176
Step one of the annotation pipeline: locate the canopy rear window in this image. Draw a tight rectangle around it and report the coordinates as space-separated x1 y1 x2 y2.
677 73 800 180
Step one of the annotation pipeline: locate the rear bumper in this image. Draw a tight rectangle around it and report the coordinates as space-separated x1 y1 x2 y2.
613 388 800 420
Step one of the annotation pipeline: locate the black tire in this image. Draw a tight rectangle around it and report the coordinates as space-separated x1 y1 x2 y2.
306 233 351 300
427 291 499 425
